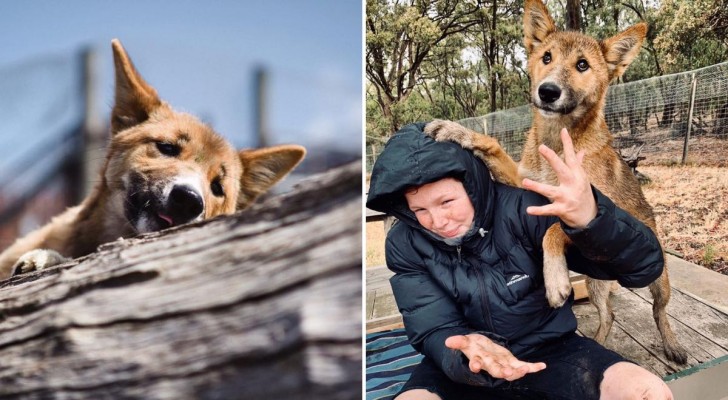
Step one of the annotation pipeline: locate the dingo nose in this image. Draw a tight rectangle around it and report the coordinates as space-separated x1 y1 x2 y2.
538 83 561 103
168 185 204 224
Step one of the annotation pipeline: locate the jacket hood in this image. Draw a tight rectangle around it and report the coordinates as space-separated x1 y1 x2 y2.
366 122 495 240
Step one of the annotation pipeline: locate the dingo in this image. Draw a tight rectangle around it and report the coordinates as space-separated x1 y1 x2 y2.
0 39 305 279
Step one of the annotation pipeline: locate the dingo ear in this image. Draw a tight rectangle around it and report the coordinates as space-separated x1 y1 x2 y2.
110 39 163 135
600 23 647 81
237 145 306 210
523 0 557 55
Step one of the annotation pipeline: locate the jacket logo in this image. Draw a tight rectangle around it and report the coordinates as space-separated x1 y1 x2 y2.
506 274 530 286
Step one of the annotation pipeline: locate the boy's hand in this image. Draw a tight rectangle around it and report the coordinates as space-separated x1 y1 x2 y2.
522 128 598 228
445 334 546 381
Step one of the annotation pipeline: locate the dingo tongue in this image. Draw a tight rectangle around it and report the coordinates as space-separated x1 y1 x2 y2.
158 213 173 226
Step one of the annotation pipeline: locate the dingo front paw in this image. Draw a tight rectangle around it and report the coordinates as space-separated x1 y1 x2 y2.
544 256 572 308
424 120 479 149
11 249 70 276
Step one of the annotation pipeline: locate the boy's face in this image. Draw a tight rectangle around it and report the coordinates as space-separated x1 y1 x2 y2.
405 177 475 240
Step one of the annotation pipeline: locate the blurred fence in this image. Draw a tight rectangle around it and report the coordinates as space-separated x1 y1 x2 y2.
0 50 92 251
367 61 728 170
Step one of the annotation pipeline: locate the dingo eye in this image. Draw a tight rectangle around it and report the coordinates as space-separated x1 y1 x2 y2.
156 142 180 157
210 178 224 197
542 51 552 64
576 59 589 72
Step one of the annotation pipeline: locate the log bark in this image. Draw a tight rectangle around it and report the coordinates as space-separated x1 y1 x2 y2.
619 144 651 184
0 161 363 399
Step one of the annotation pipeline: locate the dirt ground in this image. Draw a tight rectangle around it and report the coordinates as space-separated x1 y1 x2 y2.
640 165 728 274
366 165 728 275
366 222 385 268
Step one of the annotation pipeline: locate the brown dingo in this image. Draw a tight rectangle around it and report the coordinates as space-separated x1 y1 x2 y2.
0 39 305 279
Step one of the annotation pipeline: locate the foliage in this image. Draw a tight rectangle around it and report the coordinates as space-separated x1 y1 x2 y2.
366 0 482 134
652 0 728 73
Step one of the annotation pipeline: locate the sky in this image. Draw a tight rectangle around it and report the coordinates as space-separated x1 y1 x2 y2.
0 1 362 188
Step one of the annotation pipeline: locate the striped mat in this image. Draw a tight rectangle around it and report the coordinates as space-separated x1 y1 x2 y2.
366 329 423 400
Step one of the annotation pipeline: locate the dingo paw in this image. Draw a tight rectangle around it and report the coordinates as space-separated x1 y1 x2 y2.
664 342 688 365
11 249 70 276
424 120 479 149
544 255 572 308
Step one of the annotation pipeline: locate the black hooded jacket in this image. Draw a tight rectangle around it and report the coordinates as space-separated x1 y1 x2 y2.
366 122 664 387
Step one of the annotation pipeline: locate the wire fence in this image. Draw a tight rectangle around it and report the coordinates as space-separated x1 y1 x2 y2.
367 61 728 170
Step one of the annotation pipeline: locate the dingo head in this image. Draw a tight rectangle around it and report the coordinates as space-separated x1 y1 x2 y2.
523 0 646 120
105 39 305 233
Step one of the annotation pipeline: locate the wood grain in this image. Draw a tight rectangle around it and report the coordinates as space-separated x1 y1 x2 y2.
0 161 363 399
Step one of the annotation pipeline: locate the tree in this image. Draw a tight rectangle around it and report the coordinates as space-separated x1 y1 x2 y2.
415 0 528 118
653 0 728 73
475 0 527 111
366 0 481 134
421 34 486 118
565 0 582 31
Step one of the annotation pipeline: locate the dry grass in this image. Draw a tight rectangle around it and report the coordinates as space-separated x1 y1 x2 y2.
640 165 728 274
365 165 728 274
366 221 386 268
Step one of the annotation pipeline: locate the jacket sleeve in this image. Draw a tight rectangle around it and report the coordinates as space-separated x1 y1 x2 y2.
385 229 507 387
560 187 664 287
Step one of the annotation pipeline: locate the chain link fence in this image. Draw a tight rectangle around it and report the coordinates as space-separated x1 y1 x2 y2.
367 61 728 170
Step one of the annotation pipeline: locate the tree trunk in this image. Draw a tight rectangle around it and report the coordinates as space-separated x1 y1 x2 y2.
489 0 498 113
0 162 362 400
566 0 582 31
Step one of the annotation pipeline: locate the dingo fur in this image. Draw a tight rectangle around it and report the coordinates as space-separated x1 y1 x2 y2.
425 0 687 363
0 39 305 279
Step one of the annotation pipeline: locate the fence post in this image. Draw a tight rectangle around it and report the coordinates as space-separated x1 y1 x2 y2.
81 46 106 198
253 66 269 148
369 143 377 170
682 73 698 164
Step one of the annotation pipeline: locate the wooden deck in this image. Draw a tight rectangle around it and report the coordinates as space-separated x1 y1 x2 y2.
366 264 728 377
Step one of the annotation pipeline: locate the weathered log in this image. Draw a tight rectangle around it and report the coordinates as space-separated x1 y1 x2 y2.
0 161 362 399
619 144 651 184
620 144 646 170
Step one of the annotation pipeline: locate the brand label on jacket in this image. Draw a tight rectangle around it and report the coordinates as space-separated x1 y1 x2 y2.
506 274 530 286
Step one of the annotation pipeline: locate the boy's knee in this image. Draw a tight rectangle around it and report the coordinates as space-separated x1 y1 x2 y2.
601 362 673 400
395 389 442 400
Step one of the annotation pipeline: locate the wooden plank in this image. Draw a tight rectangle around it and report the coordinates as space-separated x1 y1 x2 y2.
371 288 399 320
570 275 588 300
366 265 394 290
562 286 728 377
366 208 387 222
367 266 397 318
366 265 401 333
630 286 728 350
366 291 376 321
604 288 725 369
575 300 674 376
366 315 404 333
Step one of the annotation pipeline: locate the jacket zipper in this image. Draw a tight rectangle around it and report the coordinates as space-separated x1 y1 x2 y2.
474 266 496 333
458 245 495 333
